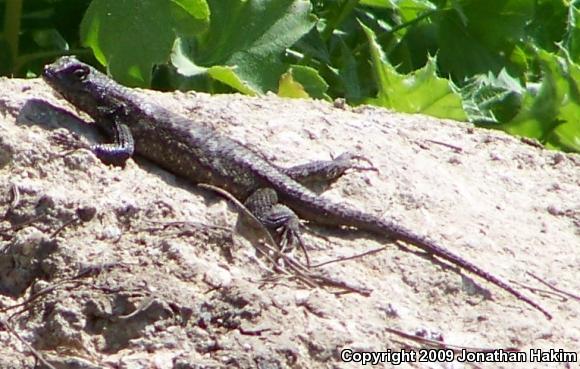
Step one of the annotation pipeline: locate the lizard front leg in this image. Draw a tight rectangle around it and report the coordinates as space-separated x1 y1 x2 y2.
51 113 134 167
90 118 134 166
53 104 135 166
90 106 135 166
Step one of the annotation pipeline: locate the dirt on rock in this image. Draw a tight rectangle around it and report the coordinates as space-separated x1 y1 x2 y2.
0 76 578 369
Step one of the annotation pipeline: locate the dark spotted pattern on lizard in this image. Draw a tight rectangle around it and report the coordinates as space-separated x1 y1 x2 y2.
41 56 551 319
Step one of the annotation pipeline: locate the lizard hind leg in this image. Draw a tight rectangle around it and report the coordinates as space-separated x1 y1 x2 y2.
244 188 310 265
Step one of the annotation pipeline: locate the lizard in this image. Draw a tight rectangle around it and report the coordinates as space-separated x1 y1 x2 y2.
41 56 551 319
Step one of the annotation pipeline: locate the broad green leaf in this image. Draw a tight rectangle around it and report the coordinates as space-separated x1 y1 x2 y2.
527 0 567 52
277 65 329 99
172 0 316 94
292 28 331 65
170 38 209 77
545 107 580 152
544 54 580 152
361 22 392 103
500 51 564 139
437 0 534 80
207 66 258 96
544 121 580 152
171 0 211 36
80 0 210 86
171 38 260 95
499 50 580 152
362 23 467 121
278 71 309 98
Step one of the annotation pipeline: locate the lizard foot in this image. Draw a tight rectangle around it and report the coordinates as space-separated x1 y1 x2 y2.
51 129 90 151
330 152 378 173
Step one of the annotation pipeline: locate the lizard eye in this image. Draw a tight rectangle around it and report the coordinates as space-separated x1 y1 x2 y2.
72 65 90 80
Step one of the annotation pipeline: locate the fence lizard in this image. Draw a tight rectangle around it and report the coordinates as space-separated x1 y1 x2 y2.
42 56 551 319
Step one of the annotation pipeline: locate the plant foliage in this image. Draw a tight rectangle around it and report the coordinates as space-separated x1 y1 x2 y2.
1 0 579 152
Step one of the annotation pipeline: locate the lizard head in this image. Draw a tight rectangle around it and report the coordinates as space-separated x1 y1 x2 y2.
42 56 127 119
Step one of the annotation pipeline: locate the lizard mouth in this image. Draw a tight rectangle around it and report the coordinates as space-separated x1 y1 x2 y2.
42 63 53 79
42 56 83 86
41 60 63 90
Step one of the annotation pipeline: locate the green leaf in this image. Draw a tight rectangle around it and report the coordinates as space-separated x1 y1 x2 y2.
172 0 316 94
335 38 364 101
437 0 534 80
362 23 467 121
80 0 210 87
277 65 329 99
499 52 562 139
207 66 259 96
32 29 69 50
545 53 580 152
462 69 524 123
396 0 437 23
545 114 580 153
565 3 580 62
499 50 580 152
360 0 396 9
278 71 310 98
171 0 211 36
527 0 567 52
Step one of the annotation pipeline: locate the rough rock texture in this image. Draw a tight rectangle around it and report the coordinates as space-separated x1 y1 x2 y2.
0 76 578 369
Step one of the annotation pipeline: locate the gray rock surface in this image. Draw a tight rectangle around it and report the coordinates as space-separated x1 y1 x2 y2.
0 76 578 369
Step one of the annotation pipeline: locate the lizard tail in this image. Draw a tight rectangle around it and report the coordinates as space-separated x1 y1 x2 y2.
350 212 553 320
